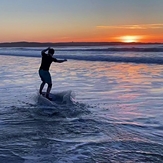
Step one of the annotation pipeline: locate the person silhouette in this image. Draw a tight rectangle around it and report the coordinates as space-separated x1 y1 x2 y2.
39 47 67 100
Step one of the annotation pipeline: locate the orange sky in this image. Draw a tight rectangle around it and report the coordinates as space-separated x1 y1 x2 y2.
0 1 163 43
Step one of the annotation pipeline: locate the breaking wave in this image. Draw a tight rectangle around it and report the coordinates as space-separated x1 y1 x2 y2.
1 45 163 65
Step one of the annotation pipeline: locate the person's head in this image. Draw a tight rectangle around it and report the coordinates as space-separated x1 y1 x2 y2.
48 48 55 56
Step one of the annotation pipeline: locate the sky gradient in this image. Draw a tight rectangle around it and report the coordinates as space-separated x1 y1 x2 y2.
0 0 163 43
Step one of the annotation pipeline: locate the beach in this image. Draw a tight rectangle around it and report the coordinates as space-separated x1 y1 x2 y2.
0 44 163 162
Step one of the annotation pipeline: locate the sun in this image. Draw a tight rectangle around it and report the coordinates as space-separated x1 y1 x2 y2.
119 35 141 43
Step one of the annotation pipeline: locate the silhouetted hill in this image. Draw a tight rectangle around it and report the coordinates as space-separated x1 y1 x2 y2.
0 41 162 47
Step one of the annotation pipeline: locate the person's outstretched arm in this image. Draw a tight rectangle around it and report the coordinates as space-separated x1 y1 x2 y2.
53 58 67 63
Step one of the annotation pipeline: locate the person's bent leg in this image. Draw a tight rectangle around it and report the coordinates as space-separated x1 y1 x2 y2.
39 82 45 94
45 71 52 100
46 83 52 99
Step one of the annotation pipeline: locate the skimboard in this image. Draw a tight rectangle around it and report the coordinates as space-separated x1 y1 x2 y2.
38 90 74 106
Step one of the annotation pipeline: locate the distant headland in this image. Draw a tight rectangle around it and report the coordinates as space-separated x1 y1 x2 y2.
0 41 162 47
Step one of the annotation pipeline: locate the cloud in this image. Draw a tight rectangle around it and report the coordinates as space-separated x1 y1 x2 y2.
97 24 163 30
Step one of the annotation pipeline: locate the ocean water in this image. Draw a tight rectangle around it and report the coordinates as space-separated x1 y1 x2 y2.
0 44 163 163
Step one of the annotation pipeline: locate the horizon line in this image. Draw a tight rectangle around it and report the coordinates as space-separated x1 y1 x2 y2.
0 41 163 44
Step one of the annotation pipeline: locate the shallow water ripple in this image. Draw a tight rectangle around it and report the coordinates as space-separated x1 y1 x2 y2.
0 55 163 162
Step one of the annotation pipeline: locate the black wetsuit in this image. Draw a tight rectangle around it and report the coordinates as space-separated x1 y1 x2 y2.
39 52 57 71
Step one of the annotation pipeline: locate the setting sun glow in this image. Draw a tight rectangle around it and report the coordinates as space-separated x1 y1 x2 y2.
0 1 163 43
119 36 141 43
